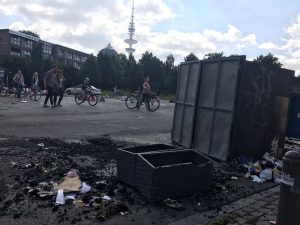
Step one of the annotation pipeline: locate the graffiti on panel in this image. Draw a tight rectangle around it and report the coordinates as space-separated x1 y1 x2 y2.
243 65 274 126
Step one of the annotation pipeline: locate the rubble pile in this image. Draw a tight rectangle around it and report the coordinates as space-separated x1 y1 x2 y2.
239 152 283 184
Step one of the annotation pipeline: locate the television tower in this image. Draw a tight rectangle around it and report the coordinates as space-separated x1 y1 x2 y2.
124 0 137 55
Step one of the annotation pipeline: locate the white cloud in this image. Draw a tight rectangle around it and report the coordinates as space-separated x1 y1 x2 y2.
258 42 279 50
1 0 300 75
286 14 300 38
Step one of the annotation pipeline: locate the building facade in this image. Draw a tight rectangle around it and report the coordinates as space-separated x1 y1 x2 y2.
0 29 89 69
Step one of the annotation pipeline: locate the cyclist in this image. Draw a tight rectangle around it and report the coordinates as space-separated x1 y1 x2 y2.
81 77 91 102
13 70 24 98
138 76 150 109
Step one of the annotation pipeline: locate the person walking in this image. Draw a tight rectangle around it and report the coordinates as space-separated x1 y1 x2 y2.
53 70 65 107
43 64 57 108
31 72 39 90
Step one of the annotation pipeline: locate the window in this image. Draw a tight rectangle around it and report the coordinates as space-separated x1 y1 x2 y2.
74 54 80 61
11 36 21 46
24 40 33 49
66 51 73 59
43 44 52 55
82 56 87 62
24 50 31 56
74 62 80 69
10 47 21 56
58 49 64 57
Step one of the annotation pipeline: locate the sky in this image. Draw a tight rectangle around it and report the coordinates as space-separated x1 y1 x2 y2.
0 0 300 74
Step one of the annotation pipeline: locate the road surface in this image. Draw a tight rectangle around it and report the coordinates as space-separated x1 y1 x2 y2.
0 95 174 144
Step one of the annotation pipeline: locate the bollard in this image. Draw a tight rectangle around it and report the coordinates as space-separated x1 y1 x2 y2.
277 151 300 225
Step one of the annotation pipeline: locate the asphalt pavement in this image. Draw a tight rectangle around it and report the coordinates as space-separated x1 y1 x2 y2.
0 95 174 144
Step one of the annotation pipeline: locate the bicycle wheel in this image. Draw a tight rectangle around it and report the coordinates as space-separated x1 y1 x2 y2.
1 88 7 97
148 96 160 112
125 95 138 109
75 94 83 105
15 89 26 99
88 94 98 106
5 88 12 97
30 90 42 101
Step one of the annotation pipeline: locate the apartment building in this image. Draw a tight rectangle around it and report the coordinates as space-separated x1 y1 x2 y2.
0 29 89 69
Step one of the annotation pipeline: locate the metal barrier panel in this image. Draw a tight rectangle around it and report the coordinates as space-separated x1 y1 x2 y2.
172 61 201 147
193 57 243 161
287 95 300 139
232 62 294 157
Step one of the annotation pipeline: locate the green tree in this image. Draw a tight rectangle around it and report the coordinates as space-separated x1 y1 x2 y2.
97 52 114 89
0 55 30 85
60 63 80 87
138 51 165 91
30 41 43 75
80 54 101 88
205 52 224 60
184 53 199 62
124 54 141 91
163 54 178 94
19 30 40 38
253 53 282 68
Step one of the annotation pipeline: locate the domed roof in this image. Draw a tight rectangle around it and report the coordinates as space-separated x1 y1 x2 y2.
100 43 118 57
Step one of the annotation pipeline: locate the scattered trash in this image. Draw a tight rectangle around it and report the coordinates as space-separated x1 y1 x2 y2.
21 100 27 103
67 169 78 177
163 198 185 210
240 151 284 184
231 176 238 180
102 195 112 201
259 168 273 181
55 189 65 205
80 182 91 193
253 161 262 173
95 180 106 190
197 202 201 206
37 143 44 150
269 221 276 225
274 171 295 187
54 176 81 192
10 161 18 168
251 175 265 183
64 194 76 204
120 211 128 216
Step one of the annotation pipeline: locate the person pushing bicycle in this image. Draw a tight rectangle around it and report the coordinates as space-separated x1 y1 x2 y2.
138 76 150 109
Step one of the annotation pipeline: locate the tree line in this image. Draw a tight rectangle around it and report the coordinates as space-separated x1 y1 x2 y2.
0 40 283 95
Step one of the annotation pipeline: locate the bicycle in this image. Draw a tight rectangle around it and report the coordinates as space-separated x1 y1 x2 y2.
2 86 17 97
0 86 8 97
29 86 42 101
74 88 98 106
125 90 160 112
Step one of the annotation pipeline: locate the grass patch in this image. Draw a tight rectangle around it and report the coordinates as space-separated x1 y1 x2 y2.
245 215 259 225
210 215 237 225
159 93 175 101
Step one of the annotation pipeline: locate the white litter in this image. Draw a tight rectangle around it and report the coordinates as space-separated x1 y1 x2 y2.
259 168 273 181
102 195 112 201
251 175 265 183
55 189 65 205
80 182 91 193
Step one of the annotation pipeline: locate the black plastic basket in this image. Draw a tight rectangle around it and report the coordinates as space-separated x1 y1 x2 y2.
117 144 178 187
135 150 212 202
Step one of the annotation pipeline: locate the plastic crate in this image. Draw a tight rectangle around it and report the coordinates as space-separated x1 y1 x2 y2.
117 144 178 187
135 150 212 202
